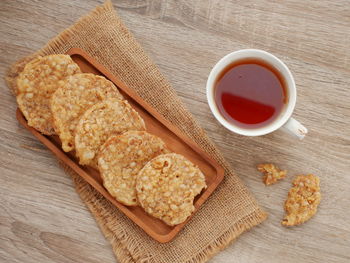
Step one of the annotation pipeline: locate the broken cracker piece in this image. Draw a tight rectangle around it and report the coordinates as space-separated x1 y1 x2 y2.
257 163 287 185
282 174 321 226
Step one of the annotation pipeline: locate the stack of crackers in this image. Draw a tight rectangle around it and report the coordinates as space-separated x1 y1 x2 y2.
15 54 207 226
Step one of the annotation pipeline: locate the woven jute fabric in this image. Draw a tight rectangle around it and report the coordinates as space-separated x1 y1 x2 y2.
6 1 266 262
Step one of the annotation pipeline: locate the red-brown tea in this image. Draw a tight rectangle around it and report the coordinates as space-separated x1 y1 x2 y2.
214 59 287 129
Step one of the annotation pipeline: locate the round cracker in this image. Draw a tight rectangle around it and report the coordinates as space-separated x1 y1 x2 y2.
51 73 123 152
98 131 169 206
16 54 81 134
136 153 207 226
75 98 146 167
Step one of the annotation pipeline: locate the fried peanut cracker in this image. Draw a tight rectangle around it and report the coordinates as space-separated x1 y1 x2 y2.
75 98 145 168
98 131 169 206
16 55 81 134
282 174 321 226
51 73 123 152
136 153 207 226
257 163 287 185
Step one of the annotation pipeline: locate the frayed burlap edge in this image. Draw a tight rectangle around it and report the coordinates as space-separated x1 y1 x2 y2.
5 1 267 262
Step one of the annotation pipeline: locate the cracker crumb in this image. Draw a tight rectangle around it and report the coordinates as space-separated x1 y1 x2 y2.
257 163 287 185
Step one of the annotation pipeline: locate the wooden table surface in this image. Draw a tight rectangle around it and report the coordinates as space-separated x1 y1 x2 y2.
1 1 349 262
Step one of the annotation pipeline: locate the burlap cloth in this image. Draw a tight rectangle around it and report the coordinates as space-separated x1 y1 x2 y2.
6 1 266 262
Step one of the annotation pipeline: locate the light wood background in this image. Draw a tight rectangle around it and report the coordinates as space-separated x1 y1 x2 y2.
1 0 349 262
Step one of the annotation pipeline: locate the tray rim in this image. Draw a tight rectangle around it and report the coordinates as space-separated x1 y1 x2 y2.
16 47 225 243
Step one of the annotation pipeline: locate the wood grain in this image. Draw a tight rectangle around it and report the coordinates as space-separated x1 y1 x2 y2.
0 0 349 262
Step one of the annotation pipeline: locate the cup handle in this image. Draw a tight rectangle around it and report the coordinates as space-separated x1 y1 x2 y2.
281 118 308 139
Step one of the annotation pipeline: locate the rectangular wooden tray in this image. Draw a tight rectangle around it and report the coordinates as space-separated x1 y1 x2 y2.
16 47 225 243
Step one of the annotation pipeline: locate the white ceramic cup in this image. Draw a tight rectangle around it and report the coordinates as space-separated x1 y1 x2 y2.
206 49 307 139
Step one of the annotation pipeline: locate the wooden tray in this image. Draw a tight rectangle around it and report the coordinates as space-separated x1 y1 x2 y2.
16 48 225 243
